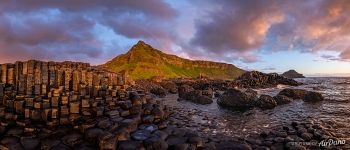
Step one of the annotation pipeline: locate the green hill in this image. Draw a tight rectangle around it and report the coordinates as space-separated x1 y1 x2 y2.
102 41 245 80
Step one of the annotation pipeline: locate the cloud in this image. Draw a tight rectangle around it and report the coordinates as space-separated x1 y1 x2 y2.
0 0 350 66
0 0 177 19
189 0 350 63
0 0 177 64
340 49 350 60
190 0 284 57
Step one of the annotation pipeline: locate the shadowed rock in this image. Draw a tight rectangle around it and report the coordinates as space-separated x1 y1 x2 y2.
254 95 277 109
217 88 255 111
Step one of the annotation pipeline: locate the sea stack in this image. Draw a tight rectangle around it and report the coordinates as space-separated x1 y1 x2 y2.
282 70 305 78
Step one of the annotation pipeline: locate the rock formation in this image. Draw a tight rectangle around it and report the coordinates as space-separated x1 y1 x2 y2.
282 70 305 78
233 71 302 88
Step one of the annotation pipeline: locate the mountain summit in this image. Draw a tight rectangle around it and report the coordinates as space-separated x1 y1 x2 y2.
102 41 245 80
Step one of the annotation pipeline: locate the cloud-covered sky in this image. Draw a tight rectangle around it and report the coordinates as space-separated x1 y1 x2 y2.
0 0 349 76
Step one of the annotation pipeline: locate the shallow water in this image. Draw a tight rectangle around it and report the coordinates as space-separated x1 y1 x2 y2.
163 77 350 139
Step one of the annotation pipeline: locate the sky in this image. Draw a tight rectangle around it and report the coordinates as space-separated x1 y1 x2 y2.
0 0 349 76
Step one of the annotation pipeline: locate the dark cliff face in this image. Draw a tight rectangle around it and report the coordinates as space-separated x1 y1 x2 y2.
102 41 245 80
282 70 305 78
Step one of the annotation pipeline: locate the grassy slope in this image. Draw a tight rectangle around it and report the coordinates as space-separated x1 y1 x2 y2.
102 41 244 80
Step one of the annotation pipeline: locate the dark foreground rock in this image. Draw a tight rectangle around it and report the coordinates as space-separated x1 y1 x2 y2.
304 91 324 102
277 88 324 102
233 71 302 88
178 85 213 104
217 88 255 111
254 95 277 109
273 95 293 105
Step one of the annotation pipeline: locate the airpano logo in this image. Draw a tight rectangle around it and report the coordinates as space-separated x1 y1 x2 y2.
318 139 346 147
288 138 346 147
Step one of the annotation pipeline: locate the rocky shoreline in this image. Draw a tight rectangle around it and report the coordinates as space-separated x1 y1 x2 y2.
0 61 348 150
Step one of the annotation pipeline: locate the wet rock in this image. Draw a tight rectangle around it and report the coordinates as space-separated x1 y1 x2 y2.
6 127 23 136
75 142 97 150
62 132 83 147
1 136 19 145
118 140 143 150
178 85 194 98
20 137 40 150
51 142 70 150
255 146 270 150
144 135 168 150
303 91 324 102
254 95 277 109
172 128 187 137
97 119 112 129
85 128 104 145
157 121 167 129
160 81 177 94
300 132 313 141
245 89 258 100
152 107 164 120
216 141 252 150
277 89 308 100
271 143 284 150
260 131 269 138
121 117 141 132
204 142 217 150
131 129 151 141
166 136 187 146
142 115 155 124
217 88 255 111
1 142 24 150
119 101 132 110
41 138 60 150
150 87 167 97
139 124 158 133
214 92 221 98
99 136 117 150
274 95 293 105
188 136 204 148
178 85 213 104
153 130 169 140
274 137 285 143
114 129 130 141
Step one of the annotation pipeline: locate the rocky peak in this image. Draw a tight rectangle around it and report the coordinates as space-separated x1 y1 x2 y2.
129 40 153 52
282 70 305 78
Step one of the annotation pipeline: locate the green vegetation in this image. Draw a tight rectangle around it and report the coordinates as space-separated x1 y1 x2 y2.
102 41 245 80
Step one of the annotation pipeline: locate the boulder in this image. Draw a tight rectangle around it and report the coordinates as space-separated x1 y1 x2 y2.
160 81 177 94
150 87 166 98
277 89 324 102
178 85 213 104
254 95 277 109
217 88 255 111
20 137 40 150
273 95 293 105
144 135 168 150
304 91 324 102
277 89 308 100
178 85 194 99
